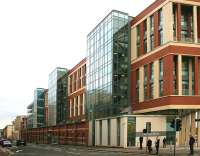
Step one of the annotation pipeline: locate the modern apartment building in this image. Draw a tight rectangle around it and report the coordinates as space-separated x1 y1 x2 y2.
48 67 67 126
33 88 47 128
131 0 200 147
21 0 200 148
22 63 88 145
68 58 86 123
27 88 47 128
87 10 132 146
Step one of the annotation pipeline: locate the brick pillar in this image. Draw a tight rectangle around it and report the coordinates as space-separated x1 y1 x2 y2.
163 54 174 96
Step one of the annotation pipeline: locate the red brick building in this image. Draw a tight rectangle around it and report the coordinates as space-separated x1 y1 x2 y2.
131 0 200 146
21 58 88 145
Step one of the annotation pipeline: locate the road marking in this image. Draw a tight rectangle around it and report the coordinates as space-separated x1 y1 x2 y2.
66 151 80 155
54 148 62 152
14 153 36 155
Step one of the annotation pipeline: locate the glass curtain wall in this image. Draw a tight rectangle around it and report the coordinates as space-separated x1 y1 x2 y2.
48 68 67 126
36 89 45 127
87 10 130 120
33 88 45 128
57 73 68 125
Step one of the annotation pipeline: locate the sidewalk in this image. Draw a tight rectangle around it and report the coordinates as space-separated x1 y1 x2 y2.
0 146 17 156
0 147 10 156
89 146 200 156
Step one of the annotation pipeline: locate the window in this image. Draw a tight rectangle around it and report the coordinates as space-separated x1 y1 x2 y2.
146 122 151 133
150 63 154 98
144 20 147 53
158 9 163 46
181 5 194 42
182 57 194 95
173 56 178 95
159 59 163 96
144 65 148 100
173 4 177 40
136 25 140 57
150 15 154 50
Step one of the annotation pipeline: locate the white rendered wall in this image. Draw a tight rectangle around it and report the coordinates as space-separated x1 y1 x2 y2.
102 120 108 146
110 118 117 146
136 116 167 147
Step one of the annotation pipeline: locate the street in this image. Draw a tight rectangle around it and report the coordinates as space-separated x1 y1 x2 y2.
0 144 197 156
12 144 137 156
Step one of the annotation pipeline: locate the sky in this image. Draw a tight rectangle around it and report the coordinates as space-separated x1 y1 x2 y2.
0 0 155 129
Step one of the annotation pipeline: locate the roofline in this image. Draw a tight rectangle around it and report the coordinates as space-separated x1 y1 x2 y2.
131 0 167 26
87 10 129 37
68 58 86 74
48 67 68 77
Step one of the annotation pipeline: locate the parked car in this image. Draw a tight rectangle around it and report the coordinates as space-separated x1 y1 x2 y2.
16 140 26 146
2 140 12 147
0 139 6 146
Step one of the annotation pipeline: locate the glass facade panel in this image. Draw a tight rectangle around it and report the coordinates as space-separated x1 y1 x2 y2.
33 88 46 128
127 117 136 146
48 68 67 126
87 10 130 120
57 73 68 125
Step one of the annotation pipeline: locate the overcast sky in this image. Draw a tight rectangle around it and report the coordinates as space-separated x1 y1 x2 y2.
0 0 155 129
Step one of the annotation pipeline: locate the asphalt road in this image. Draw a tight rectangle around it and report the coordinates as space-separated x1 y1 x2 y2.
12 144 140 156
8 144 200 156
